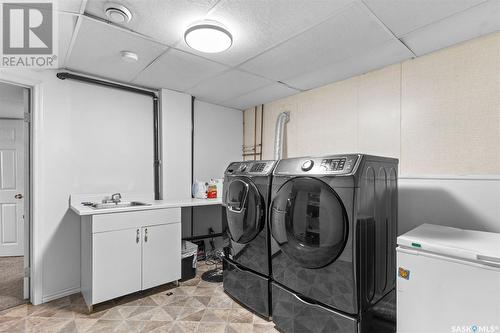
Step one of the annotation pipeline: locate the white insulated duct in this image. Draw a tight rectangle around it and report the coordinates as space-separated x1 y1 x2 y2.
273 111 290 160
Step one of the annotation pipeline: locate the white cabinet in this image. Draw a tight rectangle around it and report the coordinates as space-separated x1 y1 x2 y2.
81 208 181 309
142 223 181 290
93 228 142 303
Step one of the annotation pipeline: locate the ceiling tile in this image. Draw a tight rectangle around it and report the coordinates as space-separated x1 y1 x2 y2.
188 70 273 104
133 49 228 90
401 0 500 56
175 0 354 66
84 0 218 46
362 0 486 37
223 83 300 110
284 39 413 90
66 17 168 82
239 3 395 82
55 0 83 13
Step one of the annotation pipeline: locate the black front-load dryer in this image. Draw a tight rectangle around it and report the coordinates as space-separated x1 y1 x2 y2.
269 154 398 333
222 160 276 318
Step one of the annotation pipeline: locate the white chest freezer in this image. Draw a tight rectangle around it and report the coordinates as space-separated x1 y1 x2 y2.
397 224 500 333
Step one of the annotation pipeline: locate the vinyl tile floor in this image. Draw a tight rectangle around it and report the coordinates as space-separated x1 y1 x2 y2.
0 256 25 311
0 261 278 333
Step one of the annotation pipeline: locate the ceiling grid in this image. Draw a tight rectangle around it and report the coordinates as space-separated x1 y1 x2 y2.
56 0 499 110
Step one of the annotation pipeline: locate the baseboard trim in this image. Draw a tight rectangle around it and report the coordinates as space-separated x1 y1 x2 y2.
42 286 80 304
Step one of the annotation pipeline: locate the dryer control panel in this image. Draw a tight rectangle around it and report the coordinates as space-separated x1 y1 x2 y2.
320 158 346 171
225 160 276 176
275 154 360 176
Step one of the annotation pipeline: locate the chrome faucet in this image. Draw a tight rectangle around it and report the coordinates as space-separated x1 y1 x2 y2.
111 193 122 203
102 193 122 204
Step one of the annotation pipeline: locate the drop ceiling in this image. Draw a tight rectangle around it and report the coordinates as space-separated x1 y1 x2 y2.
56 0 500 110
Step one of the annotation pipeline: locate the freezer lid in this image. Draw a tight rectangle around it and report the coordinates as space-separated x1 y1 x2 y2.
397 224 500 264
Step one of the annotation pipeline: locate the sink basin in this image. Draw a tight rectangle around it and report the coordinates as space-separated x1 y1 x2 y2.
89 201 151 209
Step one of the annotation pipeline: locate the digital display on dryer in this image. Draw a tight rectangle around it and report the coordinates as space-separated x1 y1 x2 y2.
320 158 346 171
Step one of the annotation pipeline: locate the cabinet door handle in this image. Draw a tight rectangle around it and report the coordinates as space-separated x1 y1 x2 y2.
144 228 148 243
136 229 140 243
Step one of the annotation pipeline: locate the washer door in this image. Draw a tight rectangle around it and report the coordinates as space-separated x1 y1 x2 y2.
270 177 348 269
226 177 264 244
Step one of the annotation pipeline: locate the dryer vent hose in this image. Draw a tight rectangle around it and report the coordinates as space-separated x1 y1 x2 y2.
274 111 290 160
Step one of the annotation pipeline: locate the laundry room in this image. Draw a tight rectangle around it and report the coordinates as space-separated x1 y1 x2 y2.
0 1 499 332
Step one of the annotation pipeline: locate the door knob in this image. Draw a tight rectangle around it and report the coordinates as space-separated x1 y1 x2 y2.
15 194 23 199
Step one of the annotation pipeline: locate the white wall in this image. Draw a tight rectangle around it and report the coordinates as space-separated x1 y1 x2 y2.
0 70 243 303
192 100 242 245
1 69 155 303
161 89 192 200
399 177 500 234
194 100 243 182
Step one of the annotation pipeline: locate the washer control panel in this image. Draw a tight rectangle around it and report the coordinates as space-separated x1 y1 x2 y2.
225 160 276 176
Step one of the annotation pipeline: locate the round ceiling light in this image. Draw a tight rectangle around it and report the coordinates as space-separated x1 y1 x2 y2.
104 2 132 23
120 51 138 62
184 21 232 53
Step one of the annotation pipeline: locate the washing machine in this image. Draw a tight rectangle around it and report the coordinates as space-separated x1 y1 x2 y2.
269 154 398 333
222 160 276 318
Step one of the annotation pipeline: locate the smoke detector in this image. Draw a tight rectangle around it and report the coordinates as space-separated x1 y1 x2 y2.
104 2 132 23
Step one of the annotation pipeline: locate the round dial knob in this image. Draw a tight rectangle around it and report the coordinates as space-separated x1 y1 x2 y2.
239 164 247 172
301 160 314 171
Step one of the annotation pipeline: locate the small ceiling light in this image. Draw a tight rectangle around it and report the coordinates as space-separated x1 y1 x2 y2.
184 20 232 53
120 51 138 62
104 2 132 23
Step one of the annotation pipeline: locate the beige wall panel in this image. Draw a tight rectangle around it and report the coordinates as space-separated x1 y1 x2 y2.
248 31 500 175
261 78 358 160
358 64 401 160
291 78 358 157
401 32 500 175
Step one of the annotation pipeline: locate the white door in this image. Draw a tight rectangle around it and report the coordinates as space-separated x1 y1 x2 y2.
0 119 24 257
142 223 181 290
93 228 142 303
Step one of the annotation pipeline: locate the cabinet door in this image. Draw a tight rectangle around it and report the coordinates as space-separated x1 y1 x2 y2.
142 223 181 290
93 228 142 303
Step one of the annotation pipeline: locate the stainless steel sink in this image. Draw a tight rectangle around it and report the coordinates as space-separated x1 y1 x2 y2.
89 201 151 209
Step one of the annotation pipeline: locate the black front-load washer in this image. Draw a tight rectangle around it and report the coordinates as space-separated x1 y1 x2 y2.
222 160 276 318
269 154 398 333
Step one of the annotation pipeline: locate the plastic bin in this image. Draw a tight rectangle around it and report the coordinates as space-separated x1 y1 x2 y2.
180 241 198 282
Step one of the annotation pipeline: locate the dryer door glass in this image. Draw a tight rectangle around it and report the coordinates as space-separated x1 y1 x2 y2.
270 177 348 268
226 178 264 244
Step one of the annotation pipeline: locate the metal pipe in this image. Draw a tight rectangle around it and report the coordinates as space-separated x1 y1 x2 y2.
260 104 264 160
273 111 290 160
153 95 161 200
56 72 157 97
56 72 162 200
254 106 257 160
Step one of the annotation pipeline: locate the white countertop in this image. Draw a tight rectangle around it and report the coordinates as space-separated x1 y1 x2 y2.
70 193 222 216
